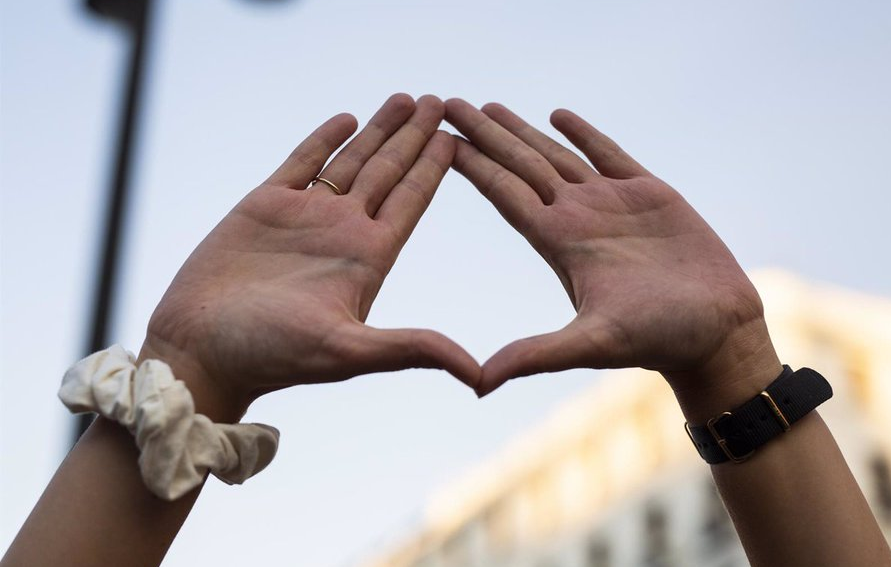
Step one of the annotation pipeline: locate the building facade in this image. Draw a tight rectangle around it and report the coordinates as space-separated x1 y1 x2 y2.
359 271 891 567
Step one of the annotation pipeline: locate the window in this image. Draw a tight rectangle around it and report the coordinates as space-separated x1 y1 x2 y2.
439 526 471 566
871 454 891 523
642 502 672 567
483 497 515 551
701 480 735 553
587 539 610 567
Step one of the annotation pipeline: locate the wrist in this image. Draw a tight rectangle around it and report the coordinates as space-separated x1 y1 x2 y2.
136 338 248 424
665 318 783 424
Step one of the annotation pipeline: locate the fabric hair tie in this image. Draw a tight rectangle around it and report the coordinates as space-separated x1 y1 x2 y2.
59 345 279 501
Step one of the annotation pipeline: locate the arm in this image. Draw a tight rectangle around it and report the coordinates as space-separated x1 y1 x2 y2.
2 94 480 567
444 99 891 567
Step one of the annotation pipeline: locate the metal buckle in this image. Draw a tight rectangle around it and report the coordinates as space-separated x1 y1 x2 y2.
707 412 755 463
684 422 699 456
760 391 792 431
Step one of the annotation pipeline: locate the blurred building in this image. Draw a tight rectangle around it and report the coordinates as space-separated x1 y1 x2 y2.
358 271 891 567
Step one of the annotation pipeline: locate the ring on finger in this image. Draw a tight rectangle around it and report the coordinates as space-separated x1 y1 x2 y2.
311 177 345 195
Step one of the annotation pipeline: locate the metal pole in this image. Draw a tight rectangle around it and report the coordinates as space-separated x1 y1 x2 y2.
73 0 297 445
74 0 154 444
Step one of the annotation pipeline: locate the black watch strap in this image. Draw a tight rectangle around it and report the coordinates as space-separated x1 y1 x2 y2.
685 366 833 464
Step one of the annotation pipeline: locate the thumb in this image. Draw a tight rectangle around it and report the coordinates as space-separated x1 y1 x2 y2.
351 325 481 390
479 320 608 397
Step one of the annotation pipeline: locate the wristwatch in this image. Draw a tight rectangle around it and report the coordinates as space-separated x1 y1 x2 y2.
685 366 833 464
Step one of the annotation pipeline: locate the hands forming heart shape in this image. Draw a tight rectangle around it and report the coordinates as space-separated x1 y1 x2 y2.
12 93 889 567
138 93 781 424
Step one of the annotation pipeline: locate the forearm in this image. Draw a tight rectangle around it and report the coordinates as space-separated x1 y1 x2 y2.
443 98 891 564
673 335 891 567
2 418 202 567
713 412 889 566
2 347 236 567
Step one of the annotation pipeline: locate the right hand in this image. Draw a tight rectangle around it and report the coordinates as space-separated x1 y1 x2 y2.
445 99 781 409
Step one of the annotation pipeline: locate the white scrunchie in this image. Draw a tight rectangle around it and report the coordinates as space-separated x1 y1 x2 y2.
59 345 279 501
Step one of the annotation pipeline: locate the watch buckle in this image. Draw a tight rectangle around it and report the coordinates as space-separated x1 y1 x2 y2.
707 412 755 464
684 422 699 456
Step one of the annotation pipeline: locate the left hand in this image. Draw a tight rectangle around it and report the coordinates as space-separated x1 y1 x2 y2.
444 99 779 404
140 94 481 422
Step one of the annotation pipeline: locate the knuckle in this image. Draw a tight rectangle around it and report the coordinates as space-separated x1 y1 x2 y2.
375 147 411 175
486 168 511 191
467 114 492 138
289 148 318 169
399 176 433 206
338 146 367 169
401 332 426 366
503 143 527 164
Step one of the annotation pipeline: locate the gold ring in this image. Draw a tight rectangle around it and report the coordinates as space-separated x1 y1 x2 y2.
311 177 344 195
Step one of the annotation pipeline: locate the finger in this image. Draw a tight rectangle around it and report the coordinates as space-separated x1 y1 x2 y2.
375 131 454 241
310 93 416 196
444 98 563 203
451 136 542 232
352 95 445 216
478 321 608 397
352 326 482 390
480 102 594 184
265 113 359 189
549 109 649 179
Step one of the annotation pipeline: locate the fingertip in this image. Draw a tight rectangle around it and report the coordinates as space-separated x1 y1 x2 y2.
418 93 444 105
413 329 482 391
432 129 454 141
417 94 445 117
386 92 416 113
478 353 514 397
444 97 472 118
450 135 476 166
474 370 507 399
447 356 484 392
419 131 457 171
481 103 531 134
331 112 360 134
451 349 484 392
549 108 575 127
431 130 457 157
480 102 508 117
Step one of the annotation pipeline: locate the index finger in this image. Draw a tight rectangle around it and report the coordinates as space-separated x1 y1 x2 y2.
550 109 649 179
480 102 595 184
444 98 563 204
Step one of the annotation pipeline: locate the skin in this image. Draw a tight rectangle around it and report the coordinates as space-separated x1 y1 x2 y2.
444 98 891 566
443 99 779 404
2 94 481 567
4 93 889 567
140 93 481 423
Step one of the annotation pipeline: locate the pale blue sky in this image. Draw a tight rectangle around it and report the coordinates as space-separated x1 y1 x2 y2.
2 0 890 565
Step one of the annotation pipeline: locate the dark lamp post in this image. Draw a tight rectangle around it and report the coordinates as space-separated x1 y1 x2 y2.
74 0 297 445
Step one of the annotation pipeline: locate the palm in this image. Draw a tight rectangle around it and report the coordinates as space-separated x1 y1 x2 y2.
445 100 766 396
143 95 480 411
556 176 760 364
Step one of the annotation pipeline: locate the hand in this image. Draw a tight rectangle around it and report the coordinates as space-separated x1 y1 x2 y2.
445 99 780 408
140 94 480 422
